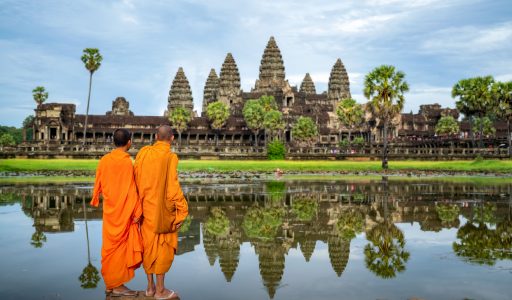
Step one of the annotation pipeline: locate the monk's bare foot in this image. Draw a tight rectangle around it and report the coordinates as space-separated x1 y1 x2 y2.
112 285 137 297
145 284 156 297
154 288 179 300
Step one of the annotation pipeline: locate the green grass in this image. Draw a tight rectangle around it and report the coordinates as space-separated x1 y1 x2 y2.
1 159 512 173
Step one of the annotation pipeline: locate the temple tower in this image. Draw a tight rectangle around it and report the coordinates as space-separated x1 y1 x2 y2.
107 97 133 116
327 59 351 105
167 67 194 116
217 53 242 110
299 73 316 95
202 68 219 117
254 36 286 93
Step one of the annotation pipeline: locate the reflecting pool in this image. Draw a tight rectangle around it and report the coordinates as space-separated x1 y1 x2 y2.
0 179 511 300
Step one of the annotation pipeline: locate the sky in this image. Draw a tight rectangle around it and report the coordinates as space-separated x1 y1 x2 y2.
1 0 512 127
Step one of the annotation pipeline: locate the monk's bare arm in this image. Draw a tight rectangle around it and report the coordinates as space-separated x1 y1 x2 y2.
90 159 103 207
167 154 189 226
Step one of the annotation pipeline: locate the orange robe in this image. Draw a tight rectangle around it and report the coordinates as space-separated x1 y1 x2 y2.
91 149 143 289
134 141 188 274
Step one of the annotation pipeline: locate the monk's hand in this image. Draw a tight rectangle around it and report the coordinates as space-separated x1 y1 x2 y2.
132 217 140 224
175 222 183 230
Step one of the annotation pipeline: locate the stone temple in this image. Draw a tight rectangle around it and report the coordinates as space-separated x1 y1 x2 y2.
22 36 509 158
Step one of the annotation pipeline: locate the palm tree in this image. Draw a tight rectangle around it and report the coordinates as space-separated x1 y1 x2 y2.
493 81 512 156
80 48 103 145
206 101 230 147
336 98 364 145
32 86 48 106
452 76 495 148
364 65 409 169
168 106 191 146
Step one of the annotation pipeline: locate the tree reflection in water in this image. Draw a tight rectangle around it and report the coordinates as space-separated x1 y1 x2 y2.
364 177 410 279
291 198 318 222
242 206 284 240
79 198 100 289
364 221 410 278
453 202 512 265
30 229 47 248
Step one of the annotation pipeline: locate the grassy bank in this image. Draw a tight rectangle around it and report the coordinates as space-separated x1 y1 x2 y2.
1 158 512 173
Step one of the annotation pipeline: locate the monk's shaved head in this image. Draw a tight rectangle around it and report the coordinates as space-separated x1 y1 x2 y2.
156 125 174 142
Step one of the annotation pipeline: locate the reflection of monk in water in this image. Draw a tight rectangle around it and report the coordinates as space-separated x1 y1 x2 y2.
135 125 188 299
91 129 142 297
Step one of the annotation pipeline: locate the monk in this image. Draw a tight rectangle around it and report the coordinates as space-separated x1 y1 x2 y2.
134 125 188 300
90 128 142 297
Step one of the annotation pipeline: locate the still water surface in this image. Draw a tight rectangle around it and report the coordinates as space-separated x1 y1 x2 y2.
0 179 511 300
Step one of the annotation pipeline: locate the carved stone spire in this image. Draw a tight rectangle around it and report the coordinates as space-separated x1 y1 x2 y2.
299 73 316 95
218 53 241 108
327 58 351 103
202 68 219 117
167 67 194 116
327 236 350 277
254 36 286 93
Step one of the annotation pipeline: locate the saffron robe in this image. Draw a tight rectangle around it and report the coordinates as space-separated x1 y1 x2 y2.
134 141 188 274
91 149 143 289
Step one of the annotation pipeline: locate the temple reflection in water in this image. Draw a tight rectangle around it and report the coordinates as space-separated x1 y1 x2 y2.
1 180 511 299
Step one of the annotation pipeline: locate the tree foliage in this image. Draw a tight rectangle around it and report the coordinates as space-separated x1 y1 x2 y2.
79 263 100 289
32 86 48 106
452 76 496 147
169 106 191 144
243 99 265 144
242 206 284 240
292 116 318 146
81 48 103 74
263 110 285 140
0 133 16 147
336 98 364 142
364 221 410 279
435 115 460 136
472 117 496 137
206 101 230 130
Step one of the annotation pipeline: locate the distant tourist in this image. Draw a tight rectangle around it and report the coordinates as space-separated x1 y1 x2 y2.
134 125 188 299
275 168 284 177
90 128 142 297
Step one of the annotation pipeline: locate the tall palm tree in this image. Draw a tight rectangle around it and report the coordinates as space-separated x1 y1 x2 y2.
452 76 495 148
169 106 192 146
80 48 103 145
364 65 409 169
32 86 48 106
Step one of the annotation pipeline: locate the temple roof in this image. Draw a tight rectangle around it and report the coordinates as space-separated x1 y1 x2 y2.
327 58 351 102
299 73 316 95
254 36 286 92
202 69 219 115
219 53 241 92
168 67 194 113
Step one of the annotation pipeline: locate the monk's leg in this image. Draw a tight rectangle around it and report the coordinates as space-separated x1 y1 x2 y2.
146 273 156 296
154 273 179 299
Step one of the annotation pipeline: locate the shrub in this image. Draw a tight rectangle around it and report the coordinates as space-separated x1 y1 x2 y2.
339 139 349 148
267 140 285 160
353 136 365 147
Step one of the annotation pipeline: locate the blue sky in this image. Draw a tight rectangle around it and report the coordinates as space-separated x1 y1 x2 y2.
1 0 511 126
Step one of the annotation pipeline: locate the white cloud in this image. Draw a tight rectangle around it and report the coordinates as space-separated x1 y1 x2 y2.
421 22 512 55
